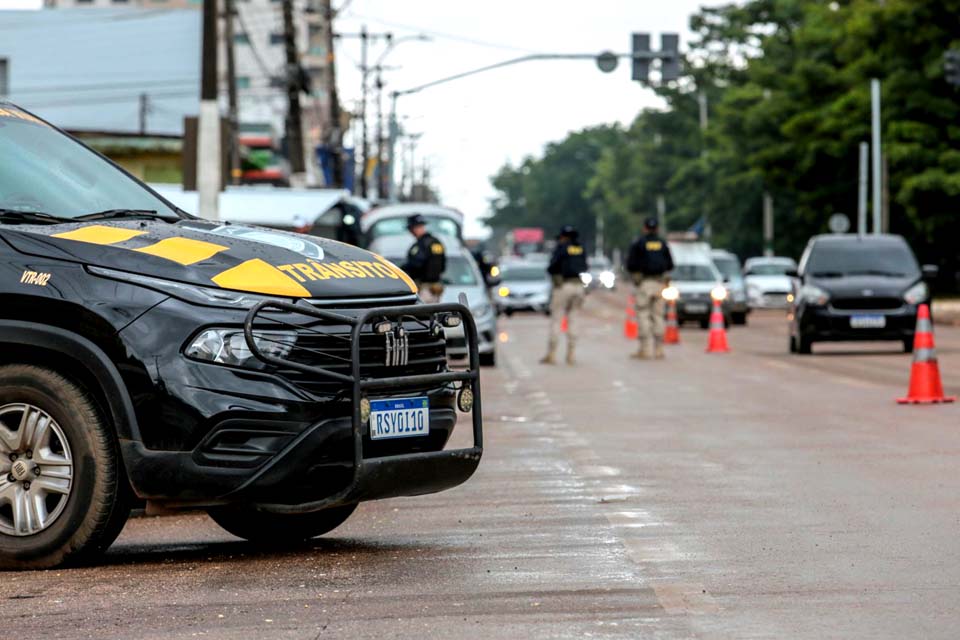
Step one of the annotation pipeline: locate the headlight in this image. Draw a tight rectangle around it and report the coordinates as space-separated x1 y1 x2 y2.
800 284 829 306
599 271 616 288
490 265 500 278
498 286 510 298
580 273 593 285
662 285 680 301
710 286 728 301
185 328 296 368
903 281 928 305
89 266 284 308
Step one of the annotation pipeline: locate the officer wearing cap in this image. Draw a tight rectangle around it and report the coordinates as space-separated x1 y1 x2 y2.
626 217 674 359
403 214 447 303
540 225 587 365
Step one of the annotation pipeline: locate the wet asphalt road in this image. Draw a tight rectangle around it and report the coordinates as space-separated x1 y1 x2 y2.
5 294 960 639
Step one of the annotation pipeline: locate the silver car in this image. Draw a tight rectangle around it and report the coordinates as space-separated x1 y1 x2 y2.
370 235 498 367
496 261 552 315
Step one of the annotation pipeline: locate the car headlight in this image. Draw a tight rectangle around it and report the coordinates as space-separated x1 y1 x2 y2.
185 328 296 368
89 266 285 308
580 273 593 285
490 265 500 278
800 284 829 306
710 286 728 301
662 285 680 301
498 286 510 298
903 281 928 305
599 271 616 288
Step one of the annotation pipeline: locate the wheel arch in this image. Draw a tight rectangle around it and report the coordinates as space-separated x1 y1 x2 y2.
0 321 140 444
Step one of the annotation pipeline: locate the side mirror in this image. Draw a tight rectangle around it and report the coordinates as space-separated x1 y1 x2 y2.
785 268 799 278
922 264 939 280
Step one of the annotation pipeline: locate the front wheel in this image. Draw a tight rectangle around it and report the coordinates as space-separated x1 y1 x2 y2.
797 336 813 355
479 350 497 367
903 337 914 353
0 365 131 570
208 503 358 543
732 311 748 326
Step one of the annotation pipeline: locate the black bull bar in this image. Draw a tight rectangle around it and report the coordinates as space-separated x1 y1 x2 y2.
241 300 483 513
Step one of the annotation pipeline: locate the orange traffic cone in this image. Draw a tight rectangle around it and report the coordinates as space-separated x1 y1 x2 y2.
897 304 955 404
664 299 680 344
623 296 638 340
561 315 568 333
705 300 730 353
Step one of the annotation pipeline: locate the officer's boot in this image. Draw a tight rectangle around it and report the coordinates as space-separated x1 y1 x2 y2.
540 338 557 365
654 339 665 360
565 342 576 366
630 339 650 359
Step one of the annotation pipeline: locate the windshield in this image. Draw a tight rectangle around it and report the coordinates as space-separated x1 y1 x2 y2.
747 263 793 276
807 241 919 277
370 216 460 240
588 256 611 271
442 256 478 286
713 256 741 280
672 264 718 282
0 108 180 219
501 265 549 282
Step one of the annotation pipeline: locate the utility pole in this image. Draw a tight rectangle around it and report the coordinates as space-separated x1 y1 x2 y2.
870 78 882 235
375 69 386 199
138 93 148 135
857 141 868 236
282 0 306 176
223 0 240 185
320 0 343 187
762 192 774 256
198 0 220 220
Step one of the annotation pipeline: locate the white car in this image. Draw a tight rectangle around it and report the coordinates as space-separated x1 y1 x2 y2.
743 256 798 309
361 202 464 245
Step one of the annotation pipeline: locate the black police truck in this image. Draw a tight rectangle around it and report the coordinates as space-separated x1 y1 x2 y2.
0 103 482 569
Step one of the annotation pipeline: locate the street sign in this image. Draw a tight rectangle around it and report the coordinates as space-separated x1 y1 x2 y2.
596 51 618 73
828 213 851 234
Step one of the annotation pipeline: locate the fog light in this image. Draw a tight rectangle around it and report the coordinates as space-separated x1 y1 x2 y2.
442 314 461 328
360 397 371 423
457 387 474 413
498 286 510 298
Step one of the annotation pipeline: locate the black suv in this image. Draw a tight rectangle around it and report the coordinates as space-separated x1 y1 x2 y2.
788 234 936 354
0 103 482 569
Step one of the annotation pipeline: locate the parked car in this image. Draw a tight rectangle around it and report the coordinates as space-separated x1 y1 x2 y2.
361 203 464 247
0 101 483 568
496 262 552 315
743 256 798 309
788 234 936 354
371 235 498 366
711 249 749 324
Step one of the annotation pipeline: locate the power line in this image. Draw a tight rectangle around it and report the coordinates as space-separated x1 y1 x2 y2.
14 78 198 95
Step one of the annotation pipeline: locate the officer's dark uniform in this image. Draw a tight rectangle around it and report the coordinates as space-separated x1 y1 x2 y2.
403 215 446 302
626 217 674 358
541 226 588 365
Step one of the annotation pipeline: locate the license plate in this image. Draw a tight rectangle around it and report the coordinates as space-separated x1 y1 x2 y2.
369 397 430 440
685 303 708 314
850 315 886 329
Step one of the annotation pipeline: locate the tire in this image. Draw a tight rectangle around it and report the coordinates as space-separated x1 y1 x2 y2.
903 337 914 353
789 335 798 353
732 312 748 326
479 350 497 367
504 309 514 317
208 503 357 544
798 336 813 355
0 365 131 570
699 318 709 330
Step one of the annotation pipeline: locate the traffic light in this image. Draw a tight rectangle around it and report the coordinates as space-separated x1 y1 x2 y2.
660 33 680 82
632 33 651 83
945 49 960 87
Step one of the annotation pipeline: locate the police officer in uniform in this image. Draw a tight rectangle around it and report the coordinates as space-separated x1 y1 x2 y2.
626 217 674 359
540 225 588 365
403 214 447 303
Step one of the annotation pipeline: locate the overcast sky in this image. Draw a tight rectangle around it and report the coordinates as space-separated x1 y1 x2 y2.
0 0 722 235
334 0 721 235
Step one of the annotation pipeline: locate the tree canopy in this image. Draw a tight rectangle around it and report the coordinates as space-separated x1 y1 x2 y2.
486 0 960 283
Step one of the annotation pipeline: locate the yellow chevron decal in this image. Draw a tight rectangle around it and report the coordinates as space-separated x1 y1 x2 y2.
211 258 311 297
53 225 147 245
372 253 418 293
136 237 228 266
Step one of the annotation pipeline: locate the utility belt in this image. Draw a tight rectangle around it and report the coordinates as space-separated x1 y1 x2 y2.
631 273 667 286
551 275 582 287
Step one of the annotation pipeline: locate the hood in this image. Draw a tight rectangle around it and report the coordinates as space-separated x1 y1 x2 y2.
744 274 791 291
809 274 916 298
441 284 490 310
2 220 416 298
